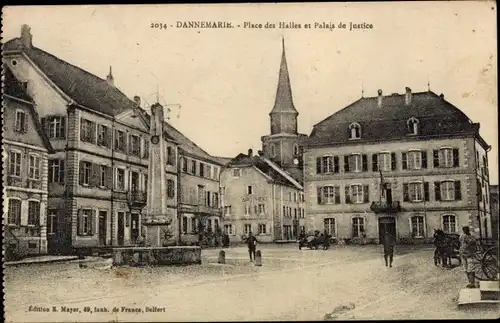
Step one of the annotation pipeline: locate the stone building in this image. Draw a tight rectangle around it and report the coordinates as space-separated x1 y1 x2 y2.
3 24 225 253
304 88 492 244
220 149 305 243
490 185 498 240
3 65 54 258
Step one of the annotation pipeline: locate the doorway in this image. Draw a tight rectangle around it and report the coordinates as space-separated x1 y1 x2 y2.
117 212 125 245
385 183 393 204
131 213 139 243
378 217 396 244
98 211 107 246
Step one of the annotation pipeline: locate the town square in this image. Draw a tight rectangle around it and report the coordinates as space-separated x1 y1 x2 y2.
2 3 499 322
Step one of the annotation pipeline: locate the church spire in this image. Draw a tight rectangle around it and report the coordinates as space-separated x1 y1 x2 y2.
269 37 297 116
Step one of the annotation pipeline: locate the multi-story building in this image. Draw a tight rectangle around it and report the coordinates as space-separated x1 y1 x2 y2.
4 24 225 252
3 65 54 258
490 185 498 240
220 149 305 243
304 88 492 243
260 39 307 184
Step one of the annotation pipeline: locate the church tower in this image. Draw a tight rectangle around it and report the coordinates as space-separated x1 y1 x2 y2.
261 38 307 183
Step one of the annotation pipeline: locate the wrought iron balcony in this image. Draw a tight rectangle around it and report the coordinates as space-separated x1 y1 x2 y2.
370 201 401 214
127 190 147 206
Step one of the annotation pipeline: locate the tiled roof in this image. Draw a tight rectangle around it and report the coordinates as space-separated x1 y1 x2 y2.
227 153 301 189
3 38 136 116
213 156 233 166
307 91 479 147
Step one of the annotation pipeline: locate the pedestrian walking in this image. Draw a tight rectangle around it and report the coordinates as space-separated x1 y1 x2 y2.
459 226 478 288
247 232 258 262
383 231 395 267
323 231 331 250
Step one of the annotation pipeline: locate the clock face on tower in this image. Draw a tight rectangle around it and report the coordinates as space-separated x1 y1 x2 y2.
151 135 160 145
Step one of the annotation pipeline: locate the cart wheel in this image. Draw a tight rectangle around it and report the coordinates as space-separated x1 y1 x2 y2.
481 247 499 281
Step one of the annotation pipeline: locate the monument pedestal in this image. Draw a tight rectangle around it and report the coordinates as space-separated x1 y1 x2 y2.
112 246 201 266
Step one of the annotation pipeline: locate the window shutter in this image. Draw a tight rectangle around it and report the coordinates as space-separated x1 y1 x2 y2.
372 154 378 172
454 181 462 200
79 161 84 185
403 183 409 202
107 166 113 189
92 163 99 187
23 113 28 133
362 154 368 172
254 205 258 215
434 182 441 201
41 117 49 136
422 151 427 169
344 156 350 172
433 150 439 167
91 122 97 144
316 157 322 174
334 156 339 173
317 187 322 204
60 160 65 183
363 185 369 203
89 210 96 235
80 118 85 141
335 187 341 204
77 209 83 236
424 182 430 201
60 117 66 139
402 153 408 170
453 148 460 167
391 153 396 171
345 186 351 204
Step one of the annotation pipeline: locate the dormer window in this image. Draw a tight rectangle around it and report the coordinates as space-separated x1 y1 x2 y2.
407 117 419 135
348 123 361 139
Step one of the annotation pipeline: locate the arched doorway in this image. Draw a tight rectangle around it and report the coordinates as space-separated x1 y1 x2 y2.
378 217 396 244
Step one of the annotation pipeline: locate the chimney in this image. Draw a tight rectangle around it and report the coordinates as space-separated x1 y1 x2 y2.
439 93 445 99
133 96 141 107
20 24 32 49
377 89 383 107
248 149 253 157
405 87 412 105
106 66 114 87
257 150 264 156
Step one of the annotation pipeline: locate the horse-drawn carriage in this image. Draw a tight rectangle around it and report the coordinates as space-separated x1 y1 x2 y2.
434 229 499 281
298 231 333 250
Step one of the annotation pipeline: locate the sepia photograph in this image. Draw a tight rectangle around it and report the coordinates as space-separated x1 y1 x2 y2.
1 2 498 322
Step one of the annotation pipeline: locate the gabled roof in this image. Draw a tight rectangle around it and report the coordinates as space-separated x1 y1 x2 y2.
227 152 302 190
307 91 482 147
3 65 54 153
269 38 297 115
3 37 137 116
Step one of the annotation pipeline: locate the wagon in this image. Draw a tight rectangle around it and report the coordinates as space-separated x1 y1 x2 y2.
472 239 499 281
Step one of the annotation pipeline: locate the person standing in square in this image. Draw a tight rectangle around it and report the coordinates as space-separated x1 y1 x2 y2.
383 231 395 267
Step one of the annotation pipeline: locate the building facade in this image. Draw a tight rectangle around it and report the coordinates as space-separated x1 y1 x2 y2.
490 185 499 241
304 88 492 244
220 149 305 243
3 65 54 258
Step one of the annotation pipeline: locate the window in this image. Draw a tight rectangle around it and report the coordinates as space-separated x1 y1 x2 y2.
97 124 110 147
436 180 462 201
244 224 252 235
28 154 41 180
99 165 107 187
9 151 22 177
293 144 299 156
345 184 369 204
258 204 266 214
258 224 267 234
345 154 366 173
348 122 361 139
407 117 419 135
406 182 424 202
116 168 125 190
206 165 212 179
48 159 65 183
433 148 459 168
129 135 141 156
403 150 427 170
167 146 176 166
197 185 205 205
316 156 340 174
244 203 251 215
199 163 205 177
224 224 233 235
205 191 211 206
80 119 96 143
167 179 175 198
293 193 297 202
351 184 365 203
144 174 148 192
232 168 241 177
182 216 188 234
77 209 94 236
15 110 27 133
212 192 219 208
28 201 40 226
442 214 457 233
42 116 66 139
224 206 232 215
352 217 365 238
410 215 425 238
247 185 253 195
114 130 126 152
378 153 391 172
80 161 92 186
47 210 57 235
181 157 188 172
324 218 336 236
191 160 197 174
191 218 198 233
143 139 149 159
213 167 219 180
7 199 21 226
318 186 341 204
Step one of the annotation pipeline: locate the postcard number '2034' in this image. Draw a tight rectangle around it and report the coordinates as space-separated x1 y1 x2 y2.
151 23 168 30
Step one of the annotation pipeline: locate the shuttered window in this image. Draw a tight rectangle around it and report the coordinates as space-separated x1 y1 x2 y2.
77 209 95 236
15 110 28 133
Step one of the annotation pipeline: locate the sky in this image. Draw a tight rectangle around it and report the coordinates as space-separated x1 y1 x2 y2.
3 3 498 183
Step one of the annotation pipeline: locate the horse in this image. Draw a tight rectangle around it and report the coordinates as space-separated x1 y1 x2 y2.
433 229 461 267
299 233 331 250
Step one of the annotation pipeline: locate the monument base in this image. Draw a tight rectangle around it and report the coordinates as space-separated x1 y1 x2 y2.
112 246 201 267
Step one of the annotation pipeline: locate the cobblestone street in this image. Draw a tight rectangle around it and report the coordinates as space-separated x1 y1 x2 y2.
5 245 499 322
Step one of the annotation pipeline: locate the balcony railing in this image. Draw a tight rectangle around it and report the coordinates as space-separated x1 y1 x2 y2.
370 201 401 214
127 190 147 205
